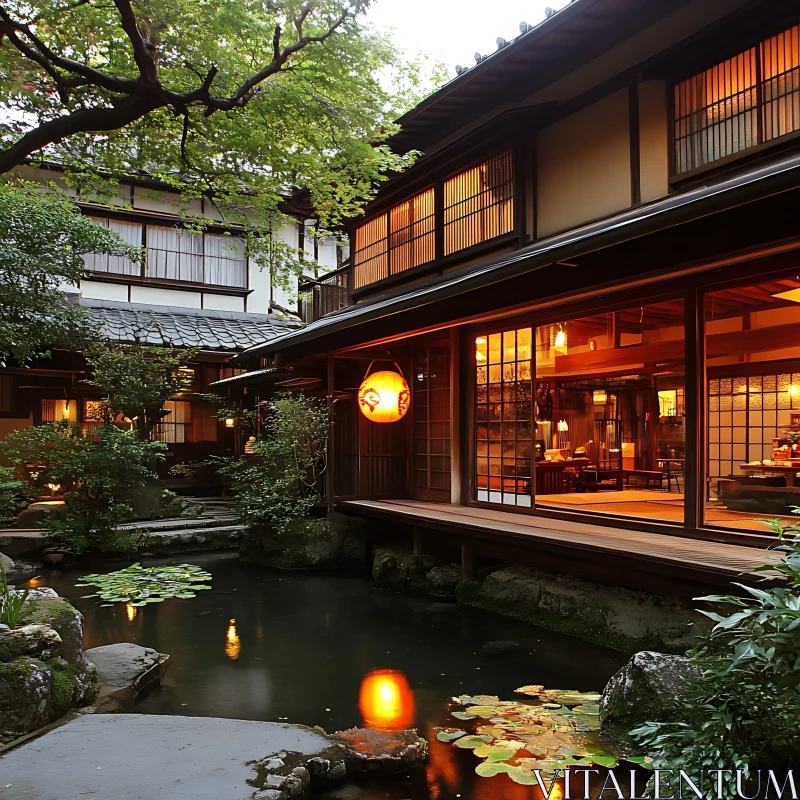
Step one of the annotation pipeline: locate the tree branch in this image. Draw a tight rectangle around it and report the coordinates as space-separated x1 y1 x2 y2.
0 95 160 174
111 0 158 83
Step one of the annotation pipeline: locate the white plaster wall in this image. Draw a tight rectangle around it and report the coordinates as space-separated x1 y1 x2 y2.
129 286 202 309
203 294 245 313
537 89 632 237
132 186 203 217
80 280 128 302
271 222 300 310
316 236 339 272
247 256 270 314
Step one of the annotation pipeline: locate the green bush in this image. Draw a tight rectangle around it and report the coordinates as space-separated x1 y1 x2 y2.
631 517 800 789
0 464 30 524
216 393 327 533
1 423 165 553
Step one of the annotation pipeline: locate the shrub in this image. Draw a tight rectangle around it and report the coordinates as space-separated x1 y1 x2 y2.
1 423 165 553
0 464 30 524
216 393 327 533
0 565 28 628
631 516 800 790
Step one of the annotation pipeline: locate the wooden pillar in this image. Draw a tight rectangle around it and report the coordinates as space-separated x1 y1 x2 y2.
684 287 704 531
450 328 462 505
412 527 425 556
461 543 476 581
327 354 336 515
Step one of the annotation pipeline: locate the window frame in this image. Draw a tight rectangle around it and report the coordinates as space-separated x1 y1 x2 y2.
671 21 800 181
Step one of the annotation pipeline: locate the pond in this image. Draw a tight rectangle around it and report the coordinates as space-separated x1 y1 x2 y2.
35 552 628 800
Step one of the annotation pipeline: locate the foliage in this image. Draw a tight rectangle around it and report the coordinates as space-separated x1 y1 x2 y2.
1 423 165 552
216 392 327 532
85 334 198 441
0 464 30 523
630 515 800 792
0 0 445 276
76 563 212 606
0 182 140 365
0 565 28 628
438 688 649 785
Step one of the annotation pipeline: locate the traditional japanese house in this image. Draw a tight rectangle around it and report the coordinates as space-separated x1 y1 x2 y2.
0 164 342 483
227 0 800 589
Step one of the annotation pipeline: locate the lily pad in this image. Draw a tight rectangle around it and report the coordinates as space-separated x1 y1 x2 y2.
77 563 212 606
436 730 466 743
455 735 494 749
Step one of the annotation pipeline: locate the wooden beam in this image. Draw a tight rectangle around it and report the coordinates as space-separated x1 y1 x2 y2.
684 287 703 530
450 327 462 505
327 354 336 513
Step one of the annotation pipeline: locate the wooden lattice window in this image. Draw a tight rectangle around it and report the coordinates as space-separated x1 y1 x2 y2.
389 189 435 275
444 152 514 256
353 216 388 289
674 23 800 174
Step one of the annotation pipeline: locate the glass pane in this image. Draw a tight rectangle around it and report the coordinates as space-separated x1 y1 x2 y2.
535 300 686 524
705 276 800 534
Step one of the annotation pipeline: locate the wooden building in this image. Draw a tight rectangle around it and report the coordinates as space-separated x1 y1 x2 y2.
0 165 341 481
227 0 800 588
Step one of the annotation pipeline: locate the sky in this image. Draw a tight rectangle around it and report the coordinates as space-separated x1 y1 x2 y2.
365 0 571 79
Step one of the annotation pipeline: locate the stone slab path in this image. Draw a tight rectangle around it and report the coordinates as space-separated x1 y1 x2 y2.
0 714 330 800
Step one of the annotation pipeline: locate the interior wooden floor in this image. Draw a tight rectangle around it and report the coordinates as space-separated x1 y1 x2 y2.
340 498 772 588
536 489 790 534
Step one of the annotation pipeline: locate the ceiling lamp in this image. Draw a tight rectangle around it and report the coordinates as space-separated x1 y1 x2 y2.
358 362 410 424
593 389 608 404
554 324 567 350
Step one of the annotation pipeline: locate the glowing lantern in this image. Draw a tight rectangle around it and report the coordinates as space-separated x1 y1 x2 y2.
357 363 410 424
358 669 414 729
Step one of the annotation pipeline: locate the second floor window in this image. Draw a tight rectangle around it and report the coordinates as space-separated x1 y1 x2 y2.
674 23 800 174
353 151 515 290
84 217 248 289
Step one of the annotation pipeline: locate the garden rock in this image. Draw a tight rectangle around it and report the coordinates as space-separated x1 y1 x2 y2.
372 548 434 592
0 624 62 662
600 650 701 732
19 594 85 665
0 551 14 573
13 500 65 528
240 514 368 571
426 563 463 598
332 727 428 774
84 643 168 711
456 565 704 653
0 657 52 732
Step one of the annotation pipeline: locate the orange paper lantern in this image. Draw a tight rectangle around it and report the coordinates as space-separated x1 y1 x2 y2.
358 365 410 423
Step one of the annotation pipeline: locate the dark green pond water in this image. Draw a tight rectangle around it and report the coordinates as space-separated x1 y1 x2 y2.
36 552 628 800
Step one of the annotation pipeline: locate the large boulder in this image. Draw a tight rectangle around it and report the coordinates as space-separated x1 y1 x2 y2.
84 643 169 712
13 501 65 529
240 513 368 571
600 650 700 733
0 593 96 736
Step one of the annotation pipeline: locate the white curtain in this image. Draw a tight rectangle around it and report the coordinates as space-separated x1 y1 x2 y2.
204 234 247 288
83 217 141 276
147 226 203 283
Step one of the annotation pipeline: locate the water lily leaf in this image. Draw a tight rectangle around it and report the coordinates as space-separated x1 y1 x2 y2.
436 730 466 743
506 765 545 785
543 702 562 709
591 754 618 768
451 711 476 720
627 755 654 769
470 695 500 705
455 735 494 749
515 685 544 696
467 705 504 717
475 761 513 778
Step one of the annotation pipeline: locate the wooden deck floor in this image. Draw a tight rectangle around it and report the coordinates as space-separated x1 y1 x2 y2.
340 499 773 583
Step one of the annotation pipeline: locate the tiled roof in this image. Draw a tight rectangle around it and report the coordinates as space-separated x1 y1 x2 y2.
81 299 301 352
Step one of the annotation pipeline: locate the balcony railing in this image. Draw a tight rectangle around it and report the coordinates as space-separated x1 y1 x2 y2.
298 265 350 324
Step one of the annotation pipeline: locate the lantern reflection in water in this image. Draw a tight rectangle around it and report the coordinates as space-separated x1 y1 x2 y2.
126 603 137 622
225 618 241 660
358 669 414 729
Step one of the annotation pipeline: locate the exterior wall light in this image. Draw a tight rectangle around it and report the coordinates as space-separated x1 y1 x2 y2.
224 418 236 427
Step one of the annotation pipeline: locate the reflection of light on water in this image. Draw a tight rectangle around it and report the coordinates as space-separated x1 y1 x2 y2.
126 603 137 622
225 619 241 660
358 669 414 730
27 577 46 589
425 724 459 799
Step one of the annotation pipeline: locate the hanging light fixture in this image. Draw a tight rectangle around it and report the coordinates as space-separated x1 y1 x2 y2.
358 361 410 423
